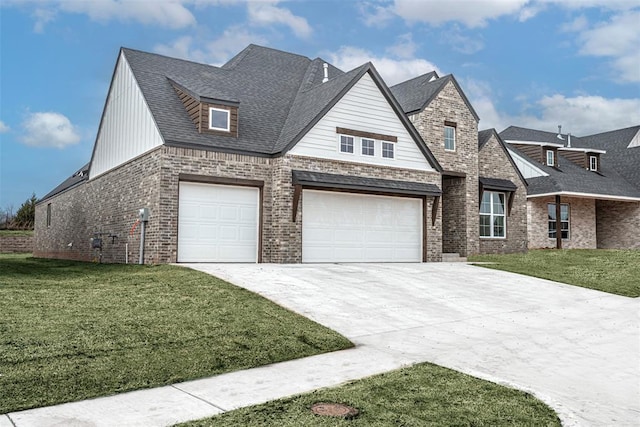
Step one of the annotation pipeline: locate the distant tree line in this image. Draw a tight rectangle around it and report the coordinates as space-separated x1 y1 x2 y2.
1 193 37 230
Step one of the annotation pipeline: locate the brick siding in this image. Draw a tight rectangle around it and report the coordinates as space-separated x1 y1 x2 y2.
409 80 479 256
0 235 34 253
527 196 597 249
478 135 528 253
595 200 640 249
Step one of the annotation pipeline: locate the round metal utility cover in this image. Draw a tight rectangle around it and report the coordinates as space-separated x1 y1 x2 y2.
310 402 359 419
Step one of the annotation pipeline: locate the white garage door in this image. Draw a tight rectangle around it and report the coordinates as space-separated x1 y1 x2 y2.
178 182 259 262
302 190 422 263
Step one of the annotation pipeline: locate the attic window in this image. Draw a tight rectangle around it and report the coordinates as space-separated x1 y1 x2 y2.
546 150 555 167
589 155 598 171
209 108 230 132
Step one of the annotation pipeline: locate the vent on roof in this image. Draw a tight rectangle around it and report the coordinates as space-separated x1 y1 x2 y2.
322 63 329 83
556 125 564 141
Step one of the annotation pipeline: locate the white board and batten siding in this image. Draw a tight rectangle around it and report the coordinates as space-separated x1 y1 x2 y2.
290 73 433 171
90 53 164 179
507 148 548 179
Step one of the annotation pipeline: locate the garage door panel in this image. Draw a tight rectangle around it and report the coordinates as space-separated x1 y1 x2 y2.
178 182 259 263
302 190 422 263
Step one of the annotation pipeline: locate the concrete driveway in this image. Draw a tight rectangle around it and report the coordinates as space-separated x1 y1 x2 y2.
188 262 639 426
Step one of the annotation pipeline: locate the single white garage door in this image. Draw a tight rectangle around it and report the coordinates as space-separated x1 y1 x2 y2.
302 190 422 263
178 182 259 262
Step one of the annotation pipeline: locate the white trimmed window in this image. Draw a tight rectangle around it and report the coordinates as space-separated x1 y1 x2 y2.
340 135 354 153
548 203 570 239
209 107 230 131
361 138 375 156
546 150 555 166
589 155 598 171
479 191 506 238
444 125 456 151
382 141 394 158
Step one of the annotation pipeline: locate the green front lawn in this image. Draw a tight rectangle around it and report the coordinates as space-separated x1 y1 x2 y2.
0 255 352 413
180 362 560 427
469 249 640 297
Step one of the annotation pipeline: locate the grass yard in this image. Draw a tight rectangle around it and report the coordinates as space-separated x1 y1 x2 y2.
0 254 352 413
180 362 560 427
469 249 640 297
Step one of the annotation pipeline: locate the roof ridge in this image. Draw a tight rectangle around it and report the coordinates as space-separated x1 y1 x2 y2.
121 47 221 71
390 70 438 89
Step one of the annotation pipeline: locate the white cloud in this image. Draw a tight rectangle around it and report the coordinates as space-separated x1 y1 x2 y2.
32 8 56 33
359 1 396 27
21 112 81 149
393 0 529 28
328 46 441 86
0 120 10 133
465 78 640 135
386 33 417 59
154 26 267 66
443 25 484 54
247 0 311 38
560 15 588 33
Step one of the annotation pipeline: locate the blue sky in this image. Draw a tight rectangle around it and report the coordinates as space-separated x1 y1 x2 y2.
1 0 639 210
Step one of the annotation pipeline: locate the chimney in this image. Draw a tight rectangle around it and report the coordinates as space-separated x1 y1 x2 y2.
322 63 329 83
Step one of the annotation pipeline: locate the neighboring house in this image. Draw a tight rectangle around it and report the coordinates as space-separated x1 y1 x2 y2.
34 45 528 264
501 125 640 249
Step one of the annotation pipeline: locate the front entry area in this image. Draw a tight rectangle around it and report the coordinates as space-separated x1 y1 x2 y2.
301 190 422 263
177 182 259 262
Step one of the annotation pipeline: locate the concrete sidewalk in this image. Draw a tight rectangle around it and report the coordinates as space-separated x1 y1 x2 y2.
4 263 639 426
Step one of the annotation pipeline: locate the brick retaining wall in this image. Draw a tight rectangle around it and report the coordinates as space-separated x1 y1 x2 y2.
0 235 34 253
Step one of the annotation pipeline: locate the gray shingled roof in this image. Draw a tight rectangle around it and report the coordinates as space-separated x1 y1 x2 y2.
500 126 640 198
501 126 640 199
40 163 90 202
119 44 440 172
292 170 441 196
391 73 480 121
578 126 640 189
479 177 517 191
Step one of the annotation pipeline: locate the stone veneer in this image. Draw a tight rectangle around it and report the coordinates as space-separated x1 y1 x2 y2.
527 196 597 249
478 135 528 253
409 80 479 256
595 200 640 249
35 145 443 263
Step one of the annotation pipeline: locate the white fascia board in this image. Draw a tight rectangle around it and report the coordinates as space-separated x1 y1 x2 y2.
504 139 565 148
527 191 640 202
559 147 607 154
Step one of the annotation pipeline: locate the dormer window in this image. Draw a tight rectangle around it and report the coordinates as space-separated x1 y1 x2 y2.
209 108 230 132
589 155 598 171
546 150 555 166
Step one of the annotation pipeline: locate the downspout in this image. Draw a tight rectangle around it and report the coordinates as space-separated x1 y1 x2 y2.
555 195 562 250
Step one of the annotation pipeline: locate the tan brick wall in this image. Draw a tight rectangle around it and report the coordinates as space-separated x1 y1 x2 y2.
35 148 163 263
527 197 597 249
0 235 33 253
596 200 640 249
478 135 528 253
409 80 479 256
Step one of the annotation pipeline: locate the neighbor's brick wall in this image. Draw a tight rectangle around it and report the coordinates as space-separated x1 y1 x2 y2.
595 200 640 249
159 146 274 263
34 148 163 263
478 135 528 254
281 155 443 262
527 197 597 249
409 80 479 256
0 235 33 253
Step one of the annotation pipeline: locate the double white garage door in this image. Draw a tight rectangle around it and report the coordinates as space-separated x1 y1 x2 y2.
178 183 422 263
